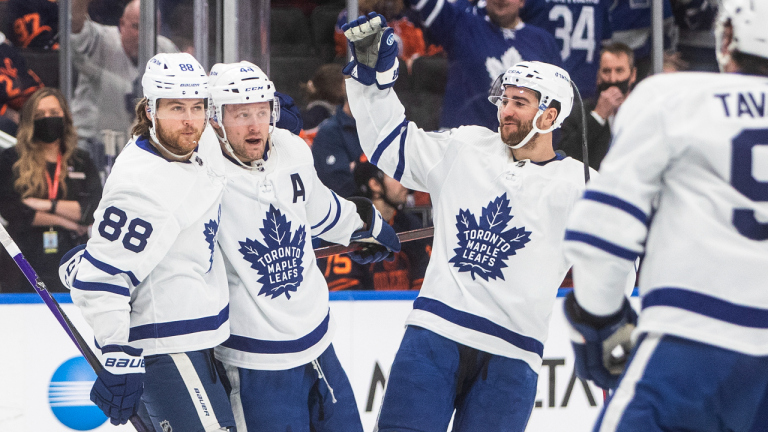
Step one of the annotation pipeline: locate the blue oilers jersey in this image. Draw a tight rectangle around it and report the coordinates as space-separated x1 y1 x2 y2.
564 72 768 356
409 0 562 130
520 0 613 100
347 79 594 371
214 129 364 371
67 128 230 356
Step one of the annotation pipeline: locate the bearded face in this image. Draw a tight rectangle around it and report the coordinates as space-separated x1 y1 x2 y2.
500 116 535 148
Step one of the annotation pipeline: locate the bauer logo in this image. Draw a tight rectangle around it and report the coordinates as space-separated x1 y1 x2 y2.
48 357 107 431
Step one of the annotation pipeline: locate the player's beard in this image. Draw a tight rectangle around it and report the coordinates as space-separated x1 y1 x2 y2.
500 117 535 148
156 121 204 155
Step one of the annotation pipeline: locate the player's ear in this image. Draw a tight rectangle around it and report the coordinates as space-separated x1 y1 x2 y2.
539 107 558 129
368 178 383 197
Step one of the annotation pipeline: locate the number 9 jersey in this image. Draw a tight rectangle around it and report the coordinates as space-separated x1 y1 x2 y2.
564 72 768 356
67 128 230 356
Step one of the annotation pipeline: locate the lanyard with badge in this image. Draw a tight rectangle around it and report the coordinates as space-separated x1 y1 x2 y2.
43 153 61 254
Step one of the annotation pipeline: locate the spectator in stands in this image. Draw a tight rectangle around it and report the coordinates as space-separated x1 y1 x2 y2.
0 32 45 136
558 42 637 170
334 0 441 69
312 96 364 198
355 162 431 290
6 0 59 50
406 0 562 130
70 0 178 146
302 63 345 133
672 0 718 72
0 88 102 292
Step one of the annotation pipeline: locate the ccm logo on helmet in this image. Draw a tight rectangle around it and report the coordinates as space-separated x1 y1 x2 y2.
245 86 265 91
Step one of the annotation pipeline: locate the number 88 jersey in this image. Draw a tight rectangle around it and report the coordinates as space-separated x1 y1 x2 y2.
564 72 768 356
69 128 230 356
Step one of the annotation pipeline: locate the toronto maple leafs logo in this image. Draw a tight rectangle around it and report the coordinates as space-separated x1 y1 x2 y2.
204 205 221 273
485 46 523 82
238 205 306 299
448 194 531 281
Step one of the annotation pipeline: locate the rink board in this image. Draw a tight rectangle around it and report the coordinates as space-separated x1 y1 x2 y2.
0 290 620 431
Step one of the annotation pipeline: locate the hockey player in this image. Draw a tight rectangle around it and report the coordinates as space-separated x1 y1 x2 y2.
58 53 235 431
207 61 400 432
562 0 768 430
343 14 595 431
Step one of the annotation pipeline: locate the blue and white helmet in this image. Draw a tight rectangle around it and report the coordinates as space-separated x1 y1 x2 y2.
141 53 209 156
488 61 573 149
716 0 768 71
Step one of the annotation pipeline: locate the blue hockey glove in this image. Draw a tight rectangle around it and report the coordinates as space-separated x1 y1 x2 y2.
348 197 401 264
564 291 637 390
91 345 145 426
59 244 87 290
341 12 400 90
275 91 303 135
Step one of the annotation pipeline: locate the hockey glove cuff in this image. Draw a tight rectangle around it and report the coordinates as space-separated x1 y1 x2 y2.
348 197 401 264
342 12 400 89
275 91 303 135
58 244 87 290
91 345 145 426
564 291 637 390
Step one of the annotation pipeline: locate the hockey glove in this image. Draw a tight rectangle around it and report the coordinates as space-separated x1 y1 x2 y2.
91 345 145 426
348 197 401 264
58 244 87 290
342 12 400 89
275 91 303 135
564 291 637 390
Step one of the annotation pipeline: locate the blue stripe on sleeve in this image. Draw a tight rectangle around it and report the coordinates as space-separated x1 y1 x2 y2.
314 192 342 237
413 297 544 357
564 230 640 261
642 288 768 329
583 191 648 225
72 279 130 297
371 118 408 166
311 202 332 230
220 312 331 354
83 251 141 286
128 305 229 341
393 121 409 182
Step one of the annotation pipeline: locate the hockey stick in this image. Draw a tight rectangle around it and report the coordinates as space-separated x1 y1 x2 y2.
314 226 434 259
0 224 150 432
570 80 590 183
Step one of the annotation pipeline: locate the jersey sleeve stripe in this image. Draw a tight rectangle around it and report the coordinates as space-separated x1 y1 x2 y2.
313 192 342 237
642 288 768 329
583 191 648 225
424 0 445 27
393 121 409 181
128 304 229 342
72 279 130 296
564 230 640 261
311 202 332 230
413 0 430 11
413 297 544 356
371 118 408 166
219 312 330 354
83 250 141 286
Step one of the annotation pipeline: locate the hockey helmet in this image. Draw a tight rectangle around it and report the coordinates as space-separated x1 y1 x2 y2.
716 0 768 71
488 61 573 149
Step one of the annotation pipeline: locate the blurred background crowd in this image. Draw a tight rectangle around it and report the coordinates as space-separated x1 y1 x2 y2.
0 0 719 293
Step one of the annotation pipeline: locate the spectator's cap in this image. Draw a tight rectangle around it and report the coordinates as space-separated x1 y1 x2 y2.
488 61 574 149
354 162 386 199
716 0 768 69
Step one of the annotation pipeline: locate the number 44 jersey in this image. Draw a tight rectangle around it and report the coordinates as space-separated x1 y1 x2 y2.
564 72 768 356
68 128 230 356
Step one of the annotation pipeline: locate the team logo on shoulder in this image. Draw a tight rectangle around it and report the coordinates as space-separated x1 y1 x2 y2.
448 193 531 281
238 205 306 299
204 205 221 273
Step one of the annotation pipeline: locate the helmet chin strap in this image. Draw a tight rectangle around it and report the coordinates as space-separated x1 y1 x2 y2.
500 109 558 150
147 98 206 161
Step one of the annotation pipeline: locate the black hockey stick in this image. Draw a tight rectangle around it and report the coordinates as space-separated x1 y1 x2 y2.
570 80 590 183
314 226 434 258
0 224 150 432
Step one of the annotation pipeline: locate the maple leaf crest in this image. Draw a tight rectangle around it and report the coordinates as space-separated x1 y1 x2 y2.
238 205 306 300
448 193 531 281
203 205 221 273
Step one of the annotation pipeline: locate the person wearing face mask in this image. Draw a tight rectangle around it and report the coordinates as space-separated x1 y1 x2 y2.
0 88 102 292
558 42 638 171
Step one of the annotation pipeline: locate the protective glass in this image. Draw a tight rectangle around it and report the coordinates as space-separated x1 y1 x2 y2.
154 99 208 120
222 103 277 126
487 73 504 105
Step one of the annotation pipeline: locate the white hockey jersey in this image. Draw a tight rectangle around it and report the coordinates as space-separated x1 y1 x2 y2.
69 128 230 356
214 129 364 370
347 79 593 371
564 72 768 356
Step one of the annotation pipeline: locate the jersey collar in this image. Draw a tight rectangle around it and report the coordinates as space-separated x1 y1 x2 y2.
135 136 197 164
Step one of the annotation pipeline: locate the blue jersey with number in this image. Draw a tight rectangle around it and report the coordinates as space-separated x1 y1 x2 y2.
67 128 230 356
520 0 613 100
564 72 768 356
610 0 674 59
409 0 562 130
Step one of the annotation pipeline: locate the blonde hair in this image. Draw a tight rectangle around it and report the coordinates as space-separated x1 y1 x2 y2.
13 88 78 199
